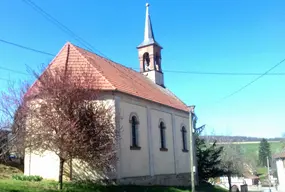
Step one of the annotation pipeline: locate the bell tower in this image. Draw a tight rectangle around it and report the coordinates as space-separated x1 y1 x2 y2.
137 3 164 87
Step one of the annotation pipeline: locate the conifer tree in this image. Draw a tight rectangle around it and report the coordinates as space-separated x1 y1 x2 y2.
259 138 271 167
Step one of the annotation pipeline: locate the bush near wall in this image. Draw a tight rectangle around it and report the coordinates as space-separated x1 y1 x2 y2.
12 175 43 182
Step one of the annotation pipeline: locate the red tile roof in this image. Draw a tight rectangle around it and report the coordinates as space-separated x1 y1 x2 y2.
273 152 285 159
29 42 189 112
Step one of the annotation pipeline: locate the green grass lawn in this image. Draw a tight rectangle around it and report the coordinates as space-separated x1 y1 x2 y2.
220 141 283 170
0 179 227 192
256 167 267 175
0 163 227 192
218 141 283 184
218 141 284 164
238 141 284 159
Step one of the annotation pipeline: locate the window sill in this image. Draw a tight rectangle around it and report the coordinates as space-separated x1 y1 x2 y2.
130 146 141 150
160 148 168 152
182 149 189 153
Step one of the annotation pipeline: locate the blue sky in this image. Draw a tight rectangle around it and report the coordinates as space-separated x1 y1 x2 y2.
1 0 285 138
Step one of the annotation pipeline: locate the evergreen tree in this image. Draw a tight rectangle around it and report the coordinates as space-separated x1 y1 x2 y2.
258 138 271 167
195 126 225 182
196 137 225 182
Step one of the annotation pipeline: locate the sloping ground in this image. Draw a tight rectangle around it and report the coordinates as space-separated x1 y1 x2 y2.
239 142 283 178
0 163 23 179
218 141 283 169
239 142 283 158
0 180 227 192
197 182 227 192
0 164 226 191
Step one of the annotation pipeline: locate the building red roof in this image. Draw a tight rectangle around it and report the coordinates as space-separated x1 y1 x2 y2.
273 152 285 159
29 42 189 112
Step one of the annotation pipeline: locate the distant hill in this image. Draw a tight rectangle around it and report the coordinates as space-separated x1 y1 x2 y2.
200 135 284 143
200 135 284 172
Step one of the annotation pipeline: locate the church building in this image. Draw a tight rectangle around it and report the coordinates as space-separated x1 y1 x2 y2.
24 4 196 185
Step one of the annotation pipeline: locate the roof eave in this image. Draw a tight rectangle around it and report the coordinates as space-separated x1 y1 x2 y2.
137 41 163 49
113 90 189 113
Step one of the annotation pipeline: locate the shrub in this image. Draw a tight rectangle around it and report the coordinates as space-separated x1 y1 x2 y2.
12 175 43 182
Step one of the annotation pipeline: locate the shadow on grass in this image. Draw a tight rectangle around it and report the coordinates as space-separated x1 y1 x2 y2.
0 179 228 192
63 182 226 192
63 182 191 192
0 160 24 172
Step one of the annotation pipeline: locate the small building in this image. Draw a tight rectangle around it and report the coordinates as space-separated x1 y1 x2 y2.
273 152 285 190
24 3 197 186
219 171 259 190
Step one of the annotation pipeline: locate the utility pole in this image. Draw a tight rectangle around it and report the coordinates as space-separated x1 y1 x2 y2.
189 106 195 192
267 156 271 191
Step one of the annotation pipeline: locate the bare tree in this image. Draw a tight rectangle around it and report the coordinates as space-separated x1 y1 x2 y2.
1 66 119 189
219 143 245 192
0 80 30 162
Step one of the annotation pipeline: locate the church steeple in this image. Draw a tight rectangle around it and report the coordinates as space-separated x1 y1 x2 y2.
137 3 164 87
138 3 161 48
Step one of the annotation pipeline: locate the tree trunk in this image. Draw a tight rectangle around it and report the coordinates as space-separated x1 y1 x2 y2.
227 173 232 192
69 158 73 181
58 158 65 190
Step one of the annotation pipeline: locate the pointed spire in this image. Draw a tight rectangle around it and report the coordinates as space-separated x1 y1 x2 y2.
138 3 161 48
144 3 155 42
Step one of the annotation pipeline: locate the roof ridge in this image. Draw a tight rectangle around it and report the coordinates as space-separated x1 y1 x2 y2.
72 43 138 74
69 43 116 90
25 42 71 98
165 88 189 108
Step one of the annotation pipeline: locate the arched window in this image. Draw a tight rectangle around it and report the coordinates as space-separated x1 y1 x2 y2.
143 52 150 71
154 53 161 71
159 121 167 151
130 114 140 150
181 126 188 152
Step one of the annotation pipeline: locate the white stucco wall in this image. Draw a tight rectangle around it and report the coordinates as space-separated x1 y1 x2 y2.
219 176 254 189
220 176 244 190
24 92 192 181
174 115 190 174
119 101 150 177
24 150 60 180
142 71 164 87
244 178 253 186
24 97 116 181
150 109 174 175
276 159 285 190
117 92 191 178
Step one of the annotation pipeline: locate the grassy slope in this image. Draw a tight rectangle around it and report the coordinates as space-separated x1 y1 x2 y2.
238 141 284 158
0 164 226 192
0 180 227 192
0 164 23 179
232 141 283 179
219 141 283 164
1 142 282 191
